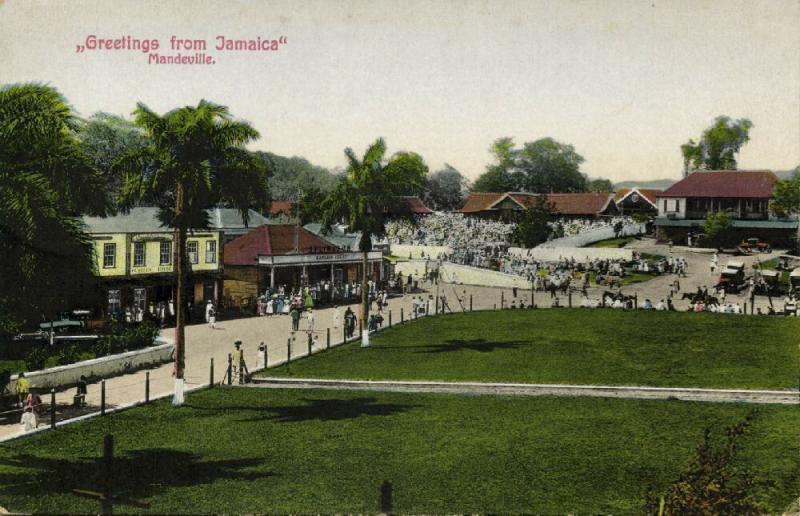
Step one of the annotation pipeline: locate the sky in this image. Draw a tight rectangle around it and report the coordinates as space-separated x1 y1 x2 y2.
1 0 799 183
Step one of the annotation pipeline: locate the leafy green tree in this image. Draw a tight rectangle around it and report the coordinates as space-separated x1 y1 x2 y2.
423 164 468 211
511 195 556 247
681 116 753 172
472 137 516 192
0 83 108 336
587 178 613 192
79 112 149 205
512 138 587 193
255 151 337 200
321 138 427 346
703 211 737 249
771 167 800 218
644 411 765 515
117 100 269 403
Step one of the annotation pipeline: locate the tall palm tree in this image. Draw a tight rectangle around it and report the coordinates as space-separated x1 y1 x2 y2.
321 138 427 346
117 100 269 404
0 83 107 335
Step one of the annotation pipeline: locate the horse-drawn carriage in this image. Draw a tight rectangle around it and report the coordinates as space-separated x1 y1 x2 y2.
756 269 781 295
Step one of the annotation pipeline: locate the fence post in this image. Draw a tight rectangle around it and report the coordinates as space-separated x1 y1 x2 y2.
343 324 346 343
100 380 106 416
380 480 393 515
208 359 214 389
50 388 56 430
359 319 362 336
501 291 504 309
389 311 392 327
401 308 404 324
145 371 150 401
568 290 572 308
470 294 473 311
494 303 497 310
227 353 233 385
287 338 292 362
326 327 330 349
307 332 312 356
634 293 638 309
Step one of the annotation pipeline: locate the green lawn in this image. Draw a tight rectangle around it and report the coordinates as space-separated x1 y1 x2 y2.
266 310 800 389
0 387 797 514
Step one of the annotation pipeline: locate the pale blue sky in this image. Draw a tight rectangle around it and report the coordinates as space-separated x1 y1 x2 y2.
1 0 798 182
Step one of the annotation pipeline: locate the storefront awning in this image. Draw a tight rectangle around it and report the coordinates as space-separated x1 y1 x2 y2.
258 251 383 266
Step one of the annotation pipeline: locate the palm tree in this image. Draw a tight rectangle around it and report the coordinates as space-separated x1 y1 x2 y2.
321 138 427 346
0 83 108 335
117 100 269 404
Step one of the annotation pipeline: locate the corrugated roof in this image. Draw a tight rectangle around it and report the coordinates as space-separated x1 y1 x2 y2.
224 224 342 265
459 192 614 216
82 207 268 234
658 171 777 199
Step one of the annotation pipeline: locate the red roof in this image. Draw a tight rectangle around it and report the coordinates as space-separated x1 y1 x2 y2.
400 196 433 214
224 225 341 266
658 171 777 199
269 201 295 216
459 192 614 216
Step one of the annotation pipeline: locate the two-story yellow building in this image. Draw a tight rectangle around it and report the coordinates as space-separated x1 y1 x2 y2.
82 207 228 320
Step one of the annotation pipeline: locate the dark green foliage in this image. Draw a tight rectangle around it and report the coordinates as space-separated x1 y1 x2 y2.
0 83 108 335
645 411 766 515
771 167 800 219
681 116 753 171
254 151 338 201
93 320 159 357
510 194 556 247
423 164 468 210
472 136 588 193
587 178 614 192
703 211 737 249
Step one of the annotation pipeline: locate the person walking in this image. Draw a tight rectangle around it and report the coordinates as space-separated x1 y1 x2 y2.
290 307 301 332
15 372 29 408
208 303 217 329
306 308 315 333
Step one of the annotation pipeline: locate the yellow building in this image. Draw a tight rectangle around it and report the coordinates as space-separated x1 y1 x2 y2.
82 207 228 320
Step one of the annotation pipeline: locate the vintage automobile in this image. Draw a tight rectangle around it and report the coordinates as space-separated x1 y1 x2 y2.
757 269 781 295
738 237 771 253
790 268 800 291
716 261 746 293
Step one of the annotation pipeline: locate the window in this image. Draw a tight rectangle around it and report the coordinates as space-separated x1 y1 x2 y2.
103 243 116 268
187 241 198 264
675 200 680 213
107 289 121 313
205 240 217 263
133 288 146 310
160 241 172 265
133 242 146 267
663 200 667 212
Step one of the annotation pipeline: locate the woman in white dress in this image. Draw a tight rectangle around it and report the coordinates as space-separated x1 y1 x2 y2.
266 299 274 316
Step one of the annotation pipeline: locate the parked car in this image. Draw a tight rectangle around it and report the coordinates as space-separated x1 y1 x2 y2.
738 237 771 253
716 261 746 293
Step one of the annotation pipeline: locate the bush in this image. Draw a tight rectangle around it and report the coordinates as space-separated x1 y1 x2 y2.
94 320 159 357
24 346 50 371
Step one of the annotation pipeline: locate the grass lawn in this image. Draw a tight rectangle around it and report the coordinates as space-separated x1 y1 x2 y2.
266 310 800 389
0 387 797 513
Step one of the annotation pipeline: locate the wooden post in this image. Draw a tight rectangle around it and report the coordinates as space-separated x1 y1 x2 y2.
634 293 638 309
102 434 113 515
145 371 150 401
208 359 213 389
470 294 473 311
359 318 362 336
501 291 504 309
307 332 312 356
50 388 56 430
287 338 291 362
494 303 497 310
380 480 393 515
227 353 233 385
435 296 439 315
100 380 106 416
401 308 404 323
389 311 392 327
326 327 330 349
568 290 572 308
343 324 346 343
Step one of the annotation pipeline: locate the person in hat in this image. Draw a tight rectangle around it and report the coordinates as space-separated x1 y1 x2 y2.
234 340 248 384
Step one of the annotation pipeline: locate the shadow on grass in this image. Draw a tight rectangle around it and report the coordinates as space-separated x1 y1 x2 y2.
0 448 273 505
185 397 418 423
376 339 528 354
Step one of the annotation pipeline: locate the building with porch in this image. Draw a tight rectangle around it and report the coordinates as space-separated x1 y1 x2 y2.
654 170 798 246
457 192 618 219
223 224 384 304
81 207 224 320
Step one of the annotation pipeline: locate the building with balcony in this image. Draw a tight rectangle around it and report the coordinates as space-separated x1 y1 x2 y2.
654 170 798 246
